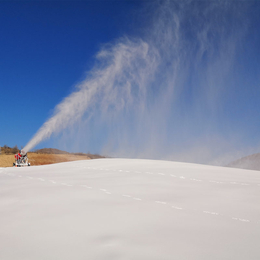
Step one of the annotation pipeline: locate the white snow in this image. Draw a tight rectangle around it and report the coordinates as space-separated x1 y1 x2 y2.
0 159 260 260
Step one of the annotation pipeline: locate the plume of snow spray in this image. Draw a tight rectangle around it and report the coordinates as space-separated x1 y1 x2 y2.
23 38 159 154
24 0 251 165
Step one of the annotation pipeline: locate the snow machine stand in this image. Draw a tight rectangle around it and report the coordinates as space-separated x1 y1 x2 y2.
13 150 30 167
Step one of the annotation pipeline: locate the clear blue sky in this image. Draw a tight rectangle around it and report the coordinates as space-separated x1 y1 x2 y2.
0 0 141 147
1 0 260 165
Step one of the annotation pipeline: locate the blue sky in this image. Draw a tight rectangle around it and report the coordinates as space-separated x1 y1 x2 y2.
1 1 260 165
0 0 141 146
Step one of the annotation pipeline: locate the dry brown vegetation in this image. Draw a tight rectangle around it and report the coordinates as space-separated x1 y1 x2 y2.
28 153 91 166
0 145 19 155
0 153 91 167
0 153 90 167
0 146 104 167
0 154 15 167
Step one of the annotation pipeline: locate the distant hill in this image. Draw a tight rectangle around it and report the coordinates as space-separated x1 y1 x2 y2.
34 148 70 154
34 148 105 159
227 153 260 171
0 145 19 155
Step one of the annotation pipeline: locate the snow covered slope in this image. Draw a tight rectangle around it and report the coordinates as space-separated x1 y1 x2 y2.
0 159 259 260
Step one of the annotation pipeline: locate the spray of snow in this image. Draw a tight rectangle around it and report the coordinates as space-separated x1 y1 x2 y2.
23 38 159 153
24 1 251 164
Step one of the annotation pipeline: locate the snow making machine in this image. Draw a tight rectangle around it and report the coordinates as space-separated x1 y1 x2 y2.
13 150 30 167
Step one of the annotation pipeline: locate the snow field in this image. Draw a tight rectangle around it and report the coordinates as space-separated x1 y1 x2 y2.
0 159 259 260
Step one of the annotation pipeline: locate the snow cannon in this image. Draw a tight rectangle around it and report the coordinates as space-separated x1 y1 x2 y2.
13 150 30 167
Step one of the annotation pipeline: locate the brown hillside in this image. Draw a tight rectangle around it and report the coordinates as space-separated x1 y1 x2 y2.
0 147 105 167
27 153 91 166
34 148 105 159
34 148 69 154
0 153 91 167
0 145 19 155
0 154 15 167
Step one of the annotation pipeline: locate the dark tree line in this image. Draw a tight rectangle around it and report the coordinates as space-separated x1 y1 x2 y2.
1 145 19 155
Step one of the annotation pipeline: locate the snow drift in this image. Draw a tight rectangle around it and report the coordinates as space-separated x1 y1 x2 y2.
0 159 259 259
